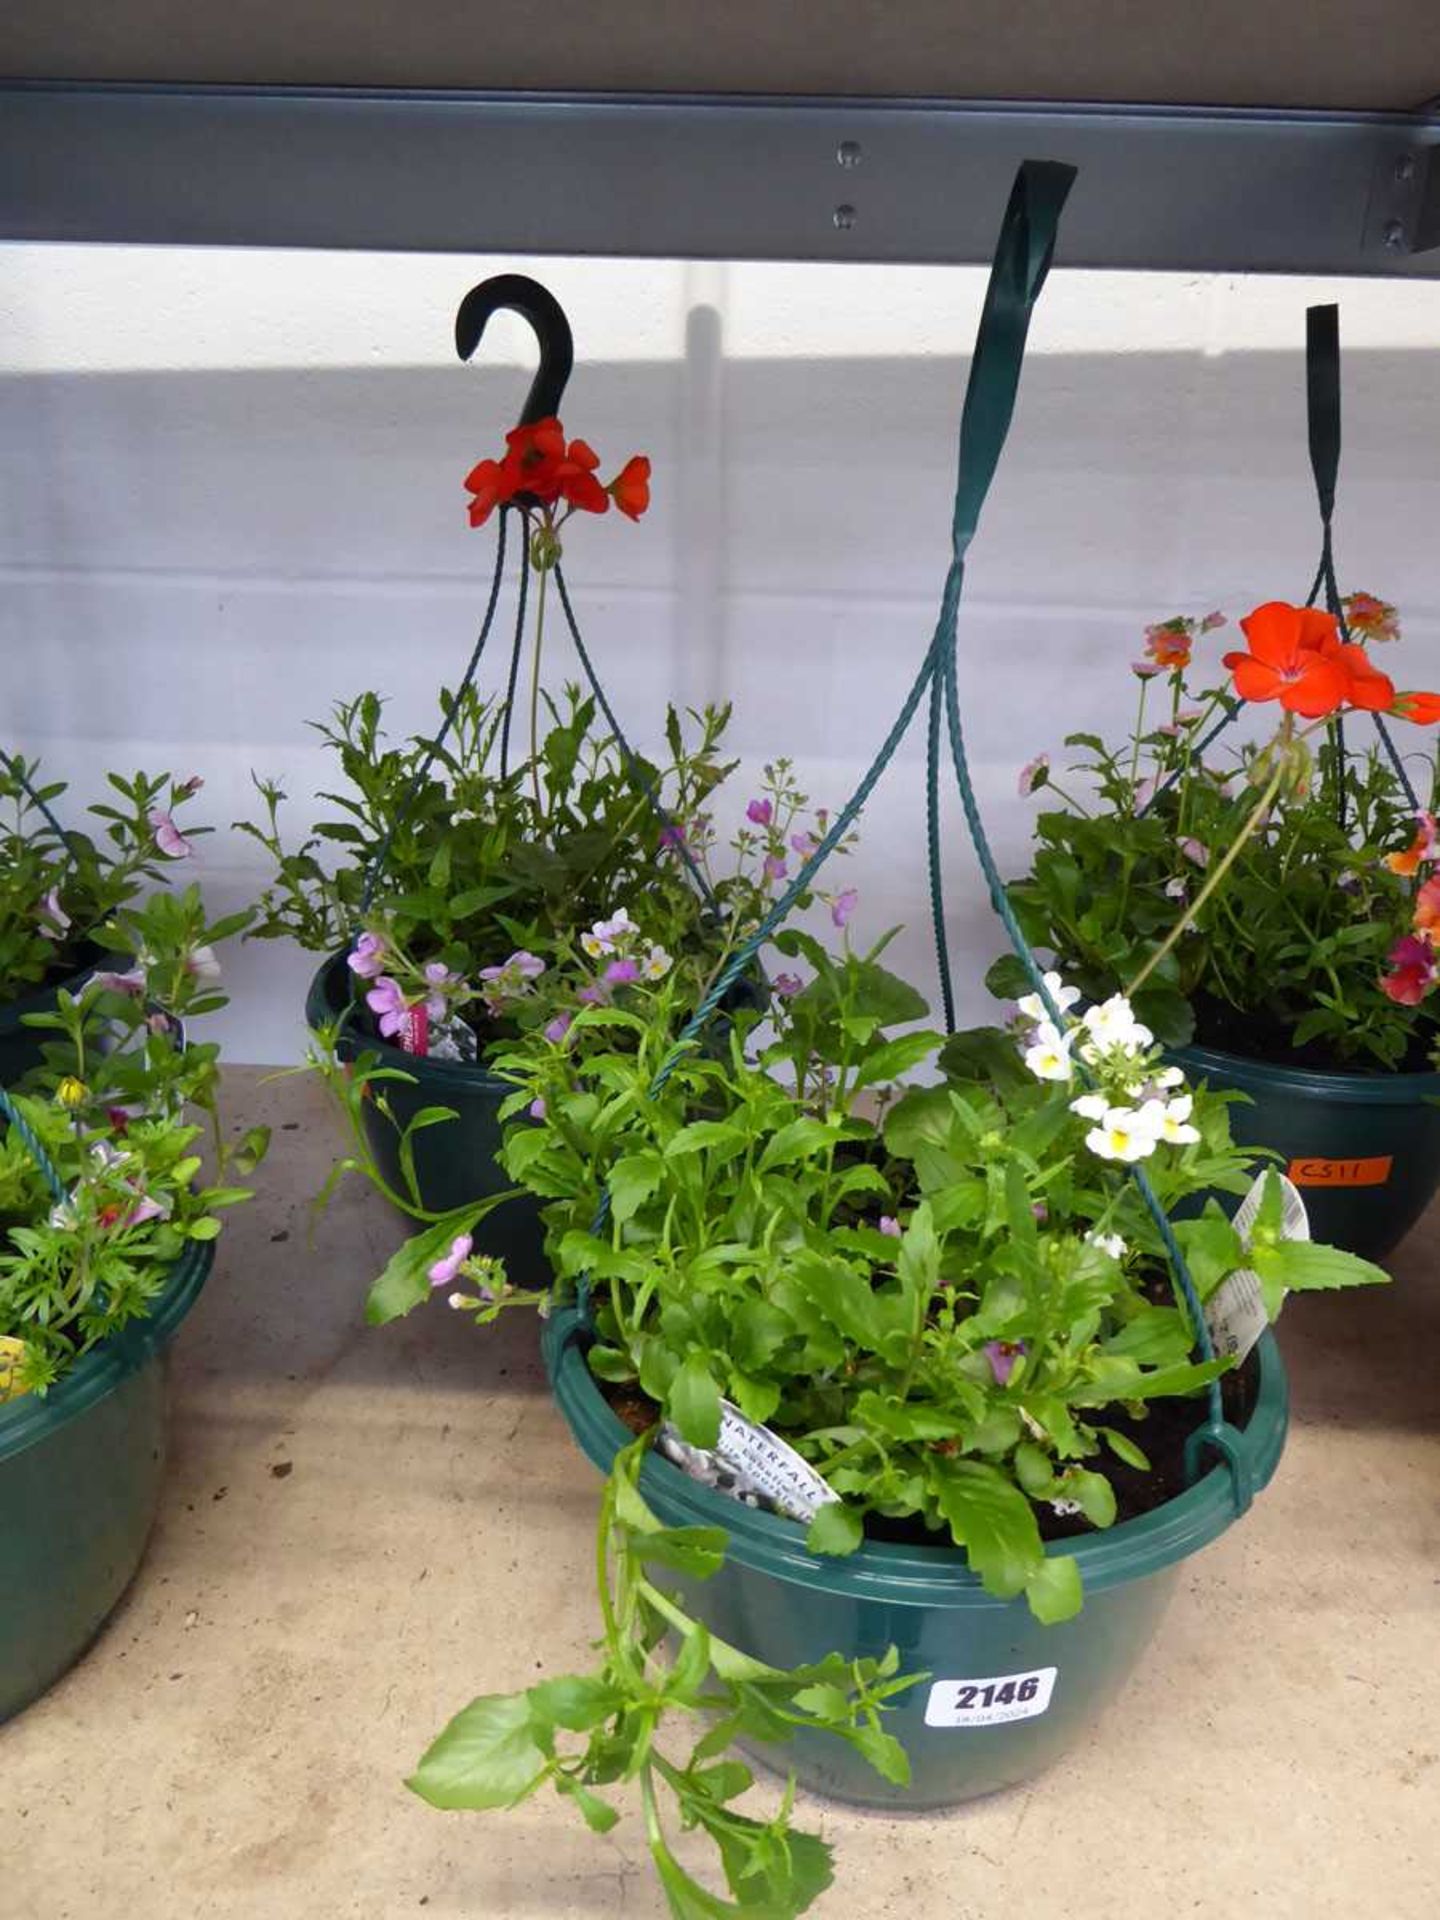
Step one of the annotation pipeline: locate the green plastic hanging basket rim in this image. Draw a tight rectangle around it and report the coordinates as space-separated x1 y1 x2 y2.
304 946 514 1098
1170 1039 1440 1107
0 942 107 1037
0 1237 213 1465
543 1304 1289 1610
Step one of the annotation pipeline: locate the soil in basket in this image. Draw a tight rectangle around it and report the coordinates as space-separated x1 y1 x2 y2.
1191 990 1431 1075
599 1346 1260 1548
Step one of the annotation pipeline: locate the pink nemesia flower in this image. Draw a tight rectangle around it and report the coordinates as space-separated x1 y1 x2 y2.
123 1194 167 1228
746 798 773 827
772 972 803 999
982 1339 1027 1387
528 1097 547 1120
1199 611 1227 633
186 944 221 984
347 931 388 980
366 976 409 1039
148 810 193 859
1179 836 1209 868
427 1233 473 1288
93 972 140 1001
831 888 858 929
603 956 642 987
422 959 459 1017
658 822 687 852
174 773 205 798
1132 660 1165 679
790 831 818 858
38 887 70 938
878 1216 902 1238
576 982 608 1006
544 1011 573 1043
763 852 788 882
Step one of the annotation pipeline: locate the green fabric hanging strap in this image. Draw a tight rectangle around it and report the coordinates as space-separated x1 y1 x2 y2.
589 162 1245 1510
0 1088 67 1207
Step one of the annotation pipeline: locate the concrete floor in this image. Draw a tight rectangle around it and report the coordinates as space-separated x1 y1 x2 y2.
2 1066 1438 1920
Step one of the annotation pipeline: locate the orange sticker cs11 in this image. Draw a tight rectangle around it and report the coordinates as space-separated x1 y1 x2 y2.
1286 1155 1393 1189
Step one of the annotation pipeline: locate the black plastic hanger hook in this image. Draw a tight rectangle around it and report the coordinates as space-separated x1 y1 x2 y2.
454 273 575 428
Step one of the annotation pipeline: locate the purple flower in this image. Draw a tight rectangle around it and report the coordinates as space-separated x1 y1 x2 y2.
603 956 641 987
174 773 205 798
123 1193 166 1228
148 809 193 859
983 1339 1027 1388
577 982 607 1006
1131 660 1165 680
831 888 858 930
1179 836 1209 869
366 976 409 1039
763 852 788 882
427 1233 473 1288
528 1097 547 1120
1031 1202 1048 1222
878 1216 902 1238
1017 753 1049 798
659 822 687 852
772 972 803 999
348 931 388 980
1132 776 1158 812
746 798 773 827
543 1011 573 1043
790 831 818 858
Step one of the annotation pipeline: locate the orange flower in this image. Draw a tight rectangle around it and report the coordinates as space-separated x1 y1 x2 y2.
1384 813 1438 876
1342 591 1399 643
1223 603 1354 717
1391 690 1440 725
1414 874 1440 938
610 455 652 522
1144 621 1191 670
1331 643 1395 712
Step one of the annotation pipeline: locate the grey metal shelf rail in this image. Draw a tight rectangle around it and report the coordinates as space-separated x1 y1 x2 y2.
1 84 1438 275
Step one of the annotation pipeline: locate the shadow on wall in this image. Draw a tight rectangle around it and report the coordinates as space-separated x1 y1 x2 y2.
2 346 1438 1059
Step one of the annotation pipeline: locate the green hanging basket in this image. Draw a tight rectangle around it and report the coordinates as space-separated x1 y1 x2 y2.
305 948 546 1285
1169 1040 1440 1262
545 1305 1289 1810
0 1238 212 1723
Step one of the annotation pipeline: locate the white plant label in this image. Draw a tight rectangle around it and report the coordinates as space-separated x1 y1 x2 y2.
1204 1171 1310 1365
924 1667 1058 1728
659 1401 838 1524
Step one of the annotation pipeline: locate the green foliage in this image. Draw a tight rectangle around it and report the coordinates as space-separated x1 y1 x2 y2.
997 642 1440 1067
1 887 265 1394
238 683 737 993
485 934 1288 1624
0 755 210 1007
407 1441 921 1917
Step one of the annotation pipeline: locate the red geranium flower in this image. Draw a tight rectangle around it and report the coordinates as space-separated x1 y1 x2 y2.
1392 691 1440 725
1223 603 1354 717
610 455 652 522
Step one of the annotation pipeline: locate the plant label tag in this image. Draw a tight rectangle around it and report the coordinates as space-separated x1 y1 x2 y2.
658 1401 838 1524
924 1668 1058 1728
1204 1267 1268 1363
1205 1171 1310 1364
1231 1170 1310 1245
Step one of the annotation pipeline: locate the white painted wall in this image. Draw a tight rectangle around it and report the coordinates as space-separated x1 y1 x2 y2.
4 245 1439 1062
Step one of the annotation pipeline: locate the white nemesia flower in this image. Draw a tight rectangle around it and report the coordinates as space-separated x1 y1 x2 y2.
643 944 673 981
582 907 639 958
1081 993 1154 1056
1085 1104 1162 1164
1023 1021 1074 1083
1164 876 1187 901
580 929 605 958
1017 972 1082 1026
1050 1497 1085 1517
1070 1092 1110 1122
447 1292 469 1311
1143 1092 1201 1146
1153 1065 1186 1089
1085 1231 1127 1260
